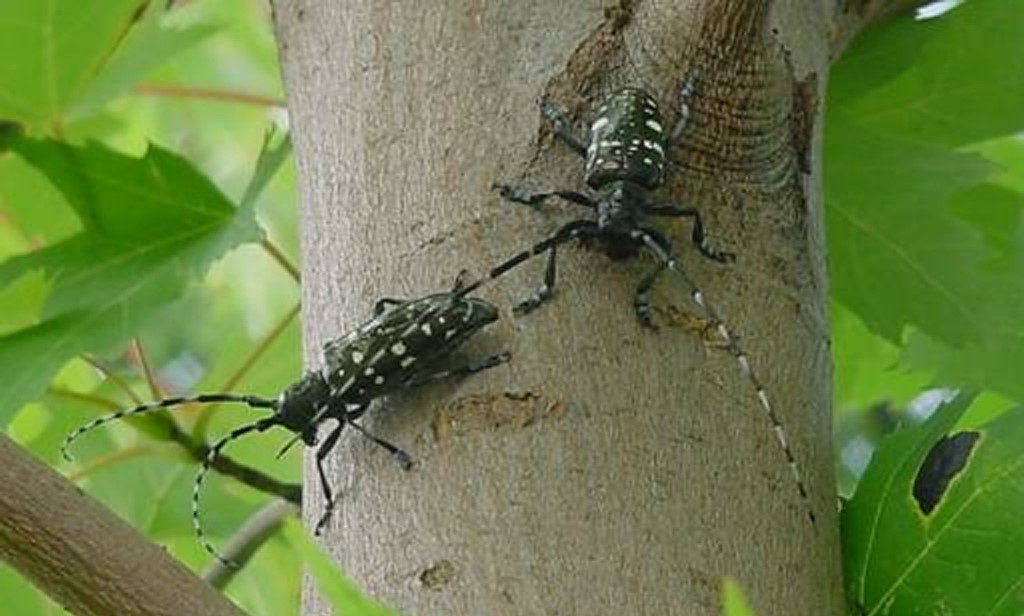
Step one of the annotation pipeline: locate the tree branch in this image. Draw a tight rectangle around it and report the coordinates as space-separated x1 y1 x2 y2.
201 498 298 589
49 385 302 505
133 83 287 108
0 434 246 616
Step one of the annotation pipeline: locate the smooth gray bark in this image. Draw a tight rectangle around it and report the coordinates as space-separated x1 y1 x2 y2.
273 0 843 613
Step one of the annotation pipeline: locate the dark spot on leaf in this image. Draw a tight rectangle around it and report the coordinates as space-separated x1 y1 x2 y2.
913 431 980 515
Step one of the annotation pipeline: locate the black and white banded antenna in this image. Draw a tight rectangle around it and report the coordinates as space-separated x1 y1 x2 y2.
635 232 815 525
61 393 281 567
192 418 277 567
60 393 279 462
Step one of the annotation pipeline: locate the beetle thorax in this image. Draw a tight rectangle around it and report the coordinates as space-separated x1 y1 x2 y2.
595 180 646 259
585 88 668 190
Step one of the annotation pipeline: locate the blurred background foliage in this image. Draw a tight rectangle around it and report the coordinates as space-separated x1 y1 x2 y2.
0 1 311 613
0 0 1021 615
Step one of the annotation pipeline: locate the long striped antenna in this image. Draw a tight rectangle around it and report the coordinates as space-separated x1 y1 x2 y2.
60 393 278 461
635 232 815 525
192 419 275 568
455 219 594 298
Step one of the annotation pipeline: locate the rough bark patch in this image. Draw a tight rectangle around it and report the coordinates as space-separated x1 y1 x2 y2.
653 304 730 351
418 559 456 591
791 72 819 174
432 392 566 443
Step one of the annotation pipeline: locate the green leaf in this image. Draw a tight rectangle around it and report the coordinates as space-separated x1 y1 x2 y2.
831 301 932 415
903 328 1024 406
0 270 48 334
827 0 1024 354
240 130 292 211
833 0 1024 148
73 8 217 120
0 0 146 131
2 137 260 308
0 151 80 248
720 577 758 616
0 136 262 422
826 128 1000 345
843 394 1024 615
281 517 396 616
893 138 1024 402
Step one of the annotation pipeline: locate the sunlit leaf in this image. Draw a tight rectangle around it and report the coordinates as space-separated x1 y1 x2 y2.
0 0 146 131
0 136 262 421
73 8 216 119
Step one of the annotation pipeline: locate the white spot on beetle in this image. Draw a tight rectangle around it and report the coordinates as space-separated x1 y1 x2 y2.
401 356 416 368
351 351 364 364
645 119 662 132
374 375 385 385
391 341 407 355
364 366 375 376
421 323 433 336
591 117 610 132
737 354 752 377
644 140 664 155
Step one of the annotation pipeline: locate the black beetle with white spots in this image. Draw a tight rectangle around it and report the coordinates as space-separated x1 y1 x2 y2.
61 79 814 574
62 275 509 565
460 81 815 525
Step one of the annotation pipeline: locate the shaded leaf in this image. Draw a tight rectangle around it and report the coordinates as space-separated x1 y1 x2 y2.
899 176 1024 402
903 329 1024 406
826 129 999 345
833 0 1024 148
827 0 1024 356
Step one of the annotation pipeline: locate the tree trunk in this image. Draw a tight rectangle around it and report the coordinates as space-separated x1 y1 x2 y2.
272 0 842 613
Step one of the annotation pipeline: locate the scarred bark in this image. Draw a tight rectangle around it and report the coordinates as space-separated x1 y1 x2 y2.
273 0 844 613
